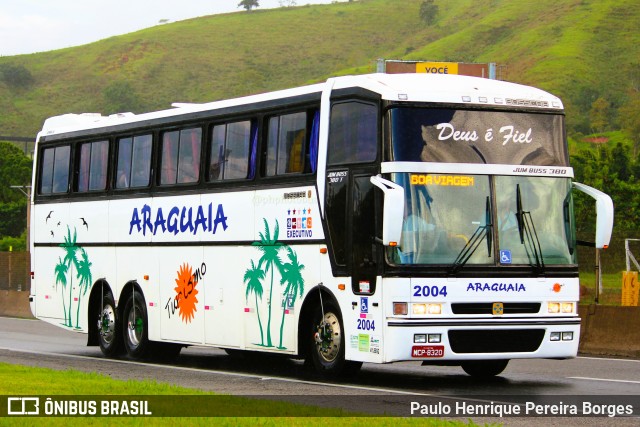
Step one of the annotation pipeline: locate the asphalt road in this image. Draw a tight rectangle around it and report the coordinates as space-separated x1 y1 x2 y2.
1 316 639 425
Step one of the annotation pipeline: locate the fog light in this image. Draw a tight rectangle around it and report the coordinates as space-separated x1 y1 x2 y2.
548 302 560 314
561 303 574 313
414 334 427 343
393 302 408 315
550 332 561 341
428 334 441 343
562 332 574 341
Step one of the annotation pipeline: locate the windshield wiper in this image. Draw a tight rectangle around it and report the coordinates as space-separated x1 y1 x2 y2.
515 184 545 273
449 197 493 274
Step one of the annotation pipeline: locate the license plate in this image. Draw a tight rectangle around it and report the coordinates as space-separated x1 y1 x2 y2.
411 345 444 358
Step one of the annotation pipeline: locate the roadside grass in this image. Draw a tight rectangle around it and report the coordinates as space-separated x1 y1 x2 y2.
579 272 623 305
0 363 479 426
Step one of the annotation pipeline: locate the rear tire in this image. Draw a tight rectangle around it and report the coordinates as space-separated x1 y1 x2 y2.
461 360 509 377
122 291 151 359
307 298 362 376
98 291 122 357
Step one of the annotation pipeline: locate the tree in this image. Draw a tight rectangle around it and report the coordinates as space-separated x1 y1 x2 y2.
102 80 141 114
59 227 78 327
420 0 439 25
238 0 259 11
244 260 266 346
0 142 32 238
0 64 34 88
589 97 610 134
619 91 640 156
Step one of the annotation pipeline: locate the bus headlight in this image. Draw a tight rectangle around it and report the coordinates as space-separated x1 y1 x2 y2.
548 302 574 314
412 303 441 315
561 302 574 313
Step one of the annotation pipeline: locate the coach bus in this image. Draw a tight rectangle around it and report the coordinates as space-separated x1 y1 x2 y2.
29 73 613 377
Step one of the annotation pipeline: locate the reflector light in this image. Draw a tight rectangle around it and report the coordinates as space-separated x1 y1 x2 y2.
562 332 574 341
393 302 408 315
550 332 561 341
414 334 427 343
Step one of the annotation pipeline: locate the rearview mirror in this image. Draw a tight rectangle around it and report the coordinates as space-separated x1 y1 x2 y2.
370 175 404 246
573 182 614 249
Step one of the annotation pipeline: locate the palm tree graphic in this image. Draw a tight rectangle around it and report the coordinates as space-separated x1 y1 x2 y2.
54 226 93 328
75 248 93 329
277 246 305 349
54 256 69 324
252 219 284 348
244 260 266 346
59 227 78 327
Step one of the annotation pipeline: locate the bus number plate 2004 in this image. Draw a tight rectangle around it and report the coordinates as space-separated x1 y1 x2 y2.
411 345 444 358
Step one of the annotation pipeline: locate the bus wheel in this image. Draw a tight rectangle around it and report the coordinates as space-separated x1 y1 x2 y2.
122 292 151 359
308 299 362 375
461 360 509 377
98 292 122 357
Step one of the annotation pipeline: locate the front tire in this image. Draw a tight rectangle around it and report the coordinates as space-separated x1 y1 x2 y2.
122 291 151 359
461 359 509 377
98 291 122 357
307 299 362 376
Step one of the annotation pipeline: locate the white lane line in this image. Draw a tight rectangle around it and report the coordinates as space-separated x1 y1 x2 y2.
578 356 640 363
569 376 640 385
0 346 431 396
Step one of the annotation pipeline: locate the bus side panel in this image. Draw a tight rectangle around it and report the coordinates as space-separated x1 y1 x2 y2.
204 246 248 348
158 245 205 344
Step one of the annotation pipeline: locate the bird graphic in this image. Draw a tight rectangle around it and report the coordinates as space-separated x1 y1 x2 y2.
50 230 54 237
80 218 89 230
57 221 61 227
46 211 54 223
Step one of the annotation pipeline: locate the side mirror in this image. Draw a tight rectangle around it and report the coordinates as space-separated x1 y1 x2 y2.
573 182 614 249
370 175 404 246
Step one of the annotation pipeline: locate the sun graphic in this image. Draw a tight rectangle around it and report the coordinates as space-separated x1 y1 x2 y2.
174 263 199 323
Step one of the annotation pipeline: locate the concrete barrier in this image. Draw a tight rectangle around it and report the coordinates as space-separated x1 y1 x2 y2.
1 294 638 358
0 290 34 319
578 304 640 358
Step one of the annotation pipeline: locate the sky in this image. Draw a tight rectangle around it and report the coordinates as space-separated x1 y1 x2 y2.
1 0 340 56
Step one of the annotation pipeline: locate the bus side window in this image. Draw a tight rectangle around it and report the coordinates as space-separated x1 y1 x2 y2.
116 134 152 189
160 127 202 185
77 140 108 192
265 112 307 176
208 120 252 181
39 145 71 194
328 102 377 165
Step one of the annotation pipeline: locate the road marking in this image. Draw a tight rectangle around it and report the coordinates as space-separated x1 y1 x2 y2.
578 356 640 363
569 376 640 385
0 346 431 396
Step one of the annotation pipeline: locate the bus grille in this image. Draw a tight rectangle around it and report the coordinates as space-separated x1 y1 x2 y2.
451 303 541 315
448 329 545 353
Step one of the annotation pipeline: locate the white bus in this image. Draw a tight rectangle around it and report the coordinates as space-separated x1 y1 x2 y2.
29 73 613 377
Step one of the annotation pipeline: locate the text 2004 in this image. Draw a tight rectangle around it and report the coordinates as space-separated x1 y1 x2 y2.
413 285 448 298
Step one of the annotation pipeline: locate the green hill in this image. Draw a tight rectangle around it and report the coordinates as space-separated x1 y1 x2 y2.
0 0 638 138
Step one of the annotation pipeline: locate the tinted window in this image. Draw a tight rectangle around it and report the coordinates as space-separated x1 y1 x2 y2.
78 140 109 192
209 121 252 181
160 127 201 185
266 112 306 176
116 134 152 189
39 145 70 194
328 102 377 165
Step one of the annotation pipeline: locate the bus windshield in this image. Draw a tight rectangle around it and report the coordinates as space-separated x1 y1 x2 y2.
386 173 577 267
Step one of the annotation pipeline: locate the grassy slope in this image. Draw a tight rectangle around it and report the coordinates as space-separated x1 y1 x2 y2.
0 0 638 137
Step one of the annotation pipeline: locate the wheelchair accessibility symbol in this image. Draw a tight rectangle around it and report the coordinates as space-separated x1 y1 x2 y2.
500 250 512 264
